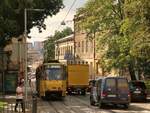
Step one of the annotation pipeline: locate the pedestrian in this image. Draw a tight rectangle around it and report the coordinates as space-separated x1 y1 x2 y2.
92 81 97 102
30 76 36 93
19 72 24 84
14 82 25 112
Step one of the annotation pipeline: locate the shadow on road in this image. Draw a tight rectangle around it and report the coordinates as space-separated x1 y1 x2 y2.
101 99 150 112
131 98 150 103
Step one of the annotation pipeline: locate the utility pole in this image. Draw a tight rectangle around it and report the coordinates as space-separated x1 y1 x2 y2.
73 16 76 64
93 31 96 80
24 8 28 101
24 8 45 101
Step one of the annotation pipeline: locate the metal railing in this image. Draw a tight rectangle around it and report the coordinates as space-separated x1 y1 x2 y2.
0 100 32 113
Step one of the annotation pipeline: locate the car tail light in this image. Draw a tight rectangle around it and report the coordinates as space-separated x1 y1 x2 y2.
128 91 131 97
102 92 107 97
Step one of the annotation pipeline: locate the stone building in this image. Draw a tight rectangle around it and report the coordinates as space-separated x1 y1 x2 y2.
0 36 26 94
73 14 129 79
55 34 74 64
74 16 101 79
54 15 103 79
55 15 121 79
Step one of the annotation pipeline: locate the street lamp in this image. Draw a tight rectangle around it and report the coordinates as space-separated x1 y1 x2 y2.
24 8 45 101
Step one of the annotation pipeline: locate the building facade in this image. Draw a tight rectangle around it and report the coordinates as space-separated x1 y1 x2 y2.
55 35 74 64
72 14 104 79
55 15 121 79
73 15 127 79
54 33 102 79
55 19 102 79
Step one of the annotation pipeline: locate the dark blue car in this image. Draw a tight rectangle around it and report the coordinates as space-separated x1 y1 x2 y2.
129 81 147 102
90 77 130 109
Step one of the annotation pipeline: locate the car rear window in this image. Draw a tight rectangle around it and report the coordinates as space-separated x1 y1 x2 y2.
130 82 146 89
118 79 128 90
106 78 116 88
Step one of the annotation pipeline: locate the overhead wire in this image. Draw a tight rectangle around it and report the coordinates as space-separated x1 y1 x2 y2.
63 0 77 22
57 0 77 31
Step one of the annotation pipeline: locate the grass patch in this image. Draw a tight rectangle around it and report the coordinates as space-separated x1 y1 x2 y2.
145 80 150 88
0 102 7 111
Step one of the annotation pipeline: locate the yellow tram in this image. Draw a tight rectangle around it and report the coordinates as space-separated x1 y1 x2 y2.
36 61 67 99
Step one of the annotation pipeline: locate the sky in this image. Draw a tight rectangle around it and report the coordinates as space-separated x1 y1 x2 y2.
27 0 88 43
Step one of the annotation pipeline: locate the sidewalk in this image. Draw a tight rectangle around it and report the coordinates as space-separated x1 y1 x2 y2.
0 87 33 113
0 85 33 101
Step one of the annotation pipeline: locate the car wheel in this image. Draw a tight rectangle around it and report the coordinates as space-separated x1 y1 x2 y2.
123 104 129 109
81 90 86 96
68 91 72 95
144 97 147 102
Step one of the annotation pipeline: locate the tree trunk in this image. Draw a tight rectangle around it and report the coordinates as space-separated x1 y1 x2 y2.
128 65 136 80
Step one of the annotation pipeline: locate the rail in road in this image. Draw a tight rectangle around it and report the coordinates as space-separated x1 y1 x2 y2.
73 95 150 113
37 95 150 113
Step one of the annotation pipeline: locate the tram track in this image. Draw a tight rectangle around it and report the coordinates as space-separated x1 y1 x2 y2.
48 99 78 113
40 94 116 113
48 101 61 113
38 94 150 113
65 95 100 113
69 95 92 108
69 95 117 113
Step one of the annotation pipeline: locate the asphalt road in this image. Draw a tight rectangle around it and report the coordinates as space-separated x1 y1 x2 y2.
37 94 150 113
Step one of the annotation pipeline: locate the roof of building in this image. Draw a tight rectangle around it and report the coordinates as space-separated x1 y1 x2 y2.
55 34 74 43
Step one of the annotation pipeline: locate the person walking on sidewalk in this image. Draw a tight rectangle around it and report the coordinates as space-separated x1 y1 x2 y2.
15 82 25 112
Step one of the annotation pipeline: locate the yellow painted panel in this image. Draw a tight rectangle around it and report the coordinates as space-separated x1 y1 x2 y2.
39 80 66 97
67 64 89 86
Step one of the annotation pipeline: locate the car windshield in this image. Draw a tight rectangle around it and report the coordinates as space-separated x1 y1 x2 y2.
45 68 63 80
129 81 146 89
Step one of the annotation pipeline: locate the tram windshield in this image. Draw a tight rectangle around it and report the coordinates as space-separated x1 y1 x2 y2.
45 68 63 80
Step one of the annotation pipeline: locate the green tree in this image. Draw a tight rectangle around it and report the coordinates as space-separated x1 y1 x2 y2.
77 0 150 79
0 0 64 47
44 27 73 62
122 0 150 78
76 0 126 74
44 36 55 61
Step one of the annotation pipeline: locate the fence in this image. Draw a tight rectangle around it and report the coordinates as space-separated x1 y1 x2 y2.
0 100 32 113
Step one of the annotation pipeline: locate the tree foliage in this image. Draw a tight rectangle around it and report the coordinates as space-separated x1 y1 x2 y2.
44 27 73 62
77 0 150 79
122 0 150 77
0 0 64 47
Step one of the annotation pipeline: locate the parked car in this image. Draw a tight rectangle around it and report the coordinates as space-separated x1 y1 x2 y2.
129 80 147 102
90 77 130 108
